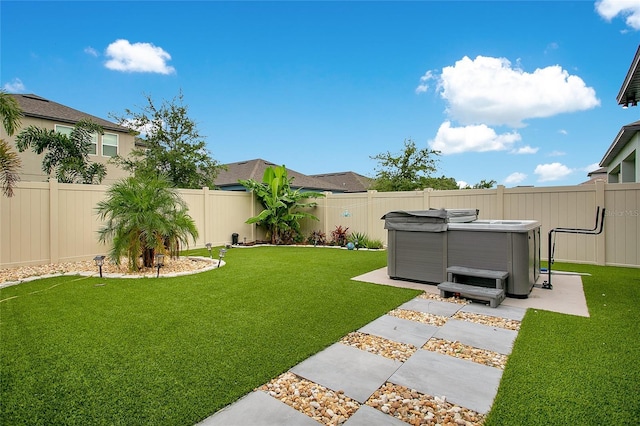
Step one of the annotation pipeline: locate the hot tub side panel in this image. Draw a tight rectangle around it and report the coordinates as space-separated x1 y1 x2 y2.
387 230 446 283
447 230 511 276
447 229 538 297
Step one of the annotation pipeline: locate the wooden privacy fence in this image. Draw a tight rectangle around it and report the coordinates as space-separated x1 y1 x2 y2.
1 180 638 269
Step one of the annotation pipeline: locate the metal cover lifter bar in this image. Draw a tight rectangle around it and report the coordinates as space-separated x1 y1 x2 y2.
542 207 605 289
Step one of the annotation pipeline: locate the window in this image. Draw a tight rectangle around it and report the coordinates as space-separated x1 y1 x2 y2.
55 124 98 155
102 133 118 157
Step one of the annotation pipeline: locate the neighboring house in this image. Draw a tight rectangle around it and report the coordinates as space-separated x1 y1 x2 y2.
214 158 348 192
598 45 640 183
310 171 374 193
581 167 608 185
2 94 136 184
600 120 640 183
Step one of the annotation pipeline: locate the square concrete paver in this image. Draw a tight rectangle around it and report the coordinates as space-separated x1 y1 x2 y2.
398 298 463 317
344 405 407 426
460 302 526 321
358 314 438 347
389 350 502 414
198 390 318 426
434 319 518 355
290 343 401 403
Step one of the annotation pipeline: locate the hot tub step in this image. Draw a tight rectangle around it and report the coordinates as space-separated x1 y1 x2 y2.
437 281 505 308
446 266 509 290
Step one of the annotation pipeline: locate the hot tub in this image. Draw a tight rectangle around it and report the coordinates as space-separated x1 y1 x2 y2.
383 211 540 298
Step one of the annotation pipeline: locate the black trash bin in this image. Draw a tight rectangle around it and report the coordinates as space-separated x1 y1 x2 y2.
232 233 239 245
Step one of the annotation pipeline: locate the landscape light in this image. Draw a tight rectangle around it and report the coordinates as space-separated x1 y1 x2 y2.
93 255 106 278
218 248 227 268
155 253 165 278
205 242 213 258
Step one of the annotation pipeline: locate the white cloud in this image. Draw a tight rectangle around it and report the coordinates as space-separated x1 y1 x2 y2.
2 78 25 93
548 150 566 157
596 0 640 30
558 129 568 135
584 162 601 173
430 55 599 127
505 172 527 185
534 162 573 182
544 42 559 54
457 180 468 189
104 39 175 74
415 70 435 94
511 145 538 154
429 121 521 154
84 47 98 57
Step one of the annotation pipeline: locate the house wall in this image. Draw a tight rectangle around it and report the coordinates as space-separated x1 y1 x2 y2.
606 133 639 183
1 181 638 269
0 115 136 185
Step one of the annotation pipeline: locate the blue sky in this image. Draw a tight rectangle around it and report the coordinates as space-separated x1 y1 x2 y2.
2 1 639 187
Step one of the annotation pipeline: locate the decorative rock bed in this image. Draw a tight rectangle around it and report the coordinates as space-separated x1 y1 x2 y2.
0 256 217 287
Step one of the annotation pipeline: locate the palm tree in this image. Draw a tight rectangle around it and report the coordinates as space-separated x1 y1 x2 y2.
15 119 107 184
0 91 23 197
96 175 199 271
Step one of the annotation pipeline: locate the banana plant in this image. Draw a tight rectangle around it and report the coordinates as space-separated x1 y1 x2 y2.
240 165 324 244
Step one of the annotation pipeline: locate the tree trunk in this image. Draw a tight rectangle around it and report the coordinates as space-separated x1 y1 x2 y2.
143 247 155 268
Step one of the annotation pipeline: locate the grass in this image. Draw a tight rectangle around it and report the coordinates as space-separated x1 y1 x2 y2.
2 250 638 425
485 262 640 425
0 247 419 425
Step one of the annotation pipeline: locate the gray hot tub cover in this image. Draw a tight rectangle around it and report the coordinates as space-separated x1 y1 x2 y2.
381 209 448 232
381 209 478 232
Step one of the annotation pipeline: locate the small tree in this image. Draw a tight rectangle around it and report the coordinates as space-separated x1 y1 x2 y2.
96 175 198 271
15 119 106 184
240 165 324 244
370 138 441 191
110 91 223 189
0 91 22 196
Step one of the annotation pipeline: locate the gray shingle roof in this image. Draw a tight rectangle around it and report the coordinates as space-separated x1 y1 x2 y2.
310 171 374 192
11 94 130 133
215 159 346 192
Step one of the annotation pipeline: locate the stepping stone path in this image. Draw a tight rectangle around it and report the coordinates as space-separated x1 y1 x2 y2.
201 292 526 426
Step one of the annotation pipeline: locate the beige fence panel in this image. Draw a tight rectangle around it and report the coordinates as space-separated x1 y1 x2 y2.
0 182 51 267
1 181 639 269
604 183 640 267
57 182 110 263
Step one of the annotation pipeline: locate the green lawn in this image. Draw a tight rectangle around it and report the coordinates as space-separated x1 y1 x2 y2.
485 262 640 425
2 249 638 425
0 247 419 425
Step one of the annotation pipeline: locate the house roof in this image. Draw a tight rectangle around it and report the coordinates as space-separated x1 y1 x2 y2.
580 167 608 185
599 119 640 167
617 44 640 107
310 171 374 192
11 94 130 133
215 159 346 192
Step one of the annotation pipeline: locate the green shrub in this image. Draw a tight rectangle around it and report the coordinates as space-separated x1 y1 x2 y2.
366 239 384 249
307 230 326 245
348 232 369 249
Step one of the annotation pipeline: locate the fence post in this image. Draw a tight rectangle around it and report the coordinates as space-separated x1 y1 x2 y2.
202 186 209 247
496 185 505 219
595 180 606 265
49 179 59 264
423 188 432 209
367 190 376 238
323 192 331 239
